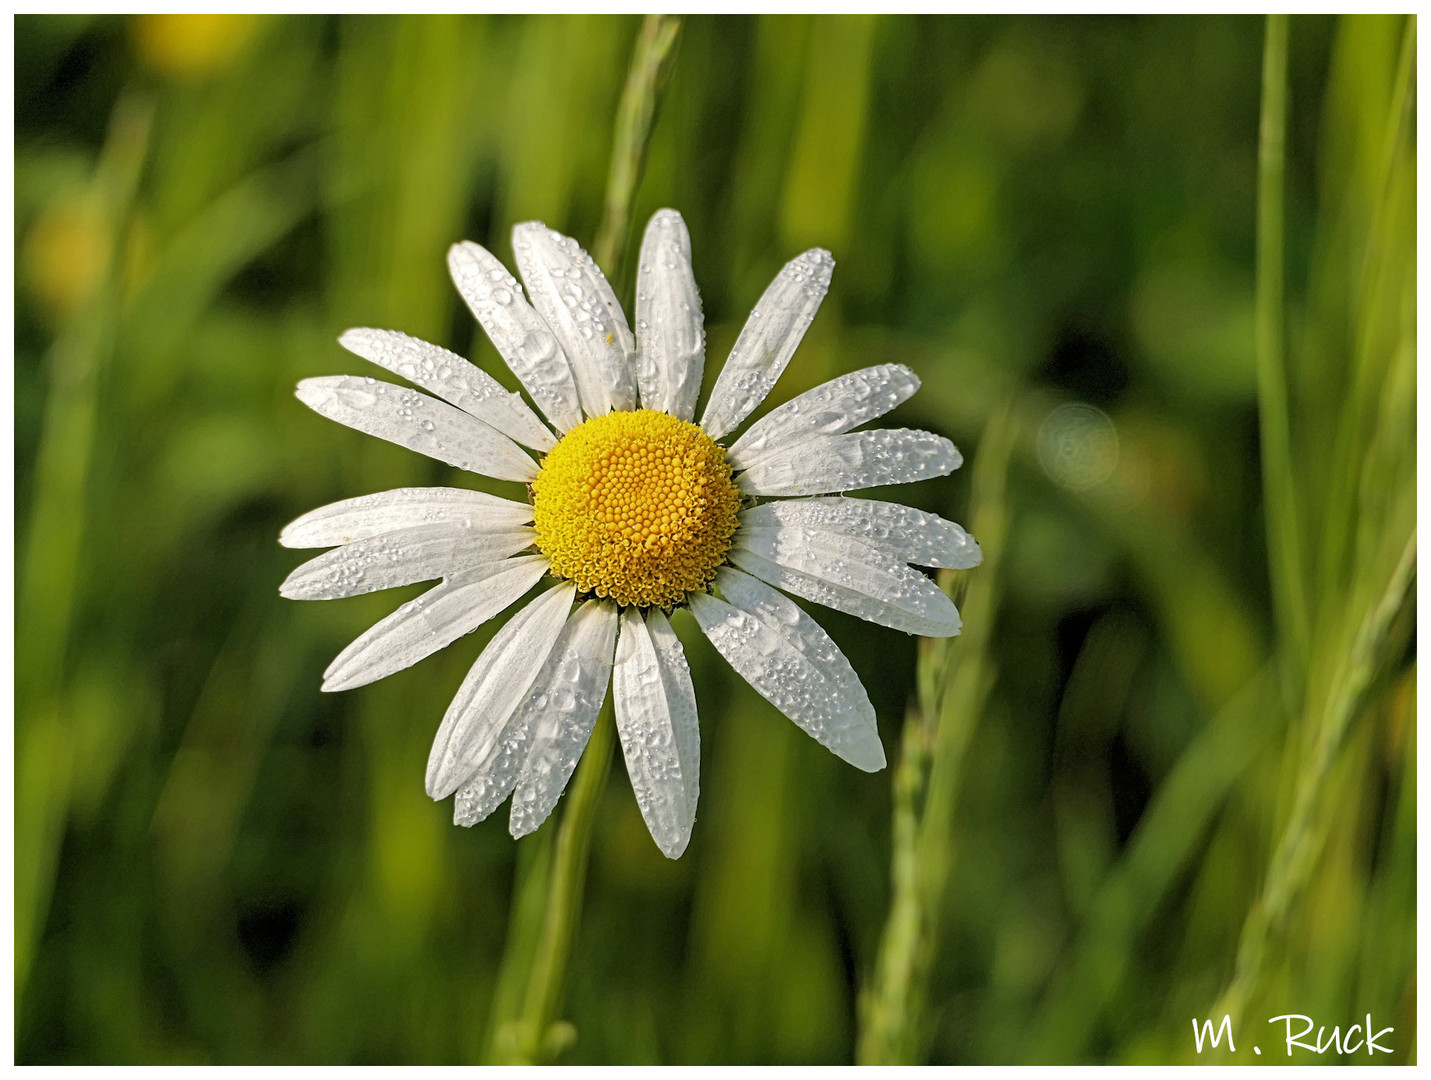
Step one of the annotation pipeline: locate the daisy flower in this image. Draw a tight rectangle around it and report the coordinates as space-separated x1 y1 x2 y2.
280 210 981 858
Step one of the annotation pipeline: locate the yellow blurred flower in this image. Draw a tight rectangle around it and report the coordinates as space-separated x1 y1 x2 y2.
21 197 111 318
133 14 263 79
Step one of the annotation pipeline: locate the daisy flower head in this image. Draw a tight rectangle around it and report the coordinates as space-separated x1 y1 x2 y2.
280 210 982 858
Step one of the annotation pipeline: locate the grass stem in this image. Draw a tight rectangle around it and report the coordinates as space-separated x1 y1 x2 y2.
857 404 1015 1064
595 14 684 275
1254 14 1309 689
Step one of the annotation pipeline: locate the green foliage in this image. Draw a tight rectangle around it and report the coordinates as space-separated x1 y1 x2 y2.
15 14 1414 1063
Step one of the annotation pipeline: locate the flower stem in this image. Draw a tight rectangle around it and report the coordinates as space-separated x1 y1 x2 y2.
487 16 683 1065
509 705 616 1063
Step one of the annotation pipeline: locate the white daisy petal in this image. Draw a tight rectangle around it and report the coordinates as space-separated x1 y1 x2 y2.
279 522 535 600
612 607 700 859
728 364 921 469
729 531 962 637
426 582 576 800
321 556 550 692
279 487 532 549
700 248 835 440
508 601 620 839
736 428 961 497
295 375 538 483
738 498 982 570
634 209 705 420
456 602 618 831
689 569 886 772
453 727 532 827
447 241 584 434
338 327 556 452
512 222 637 417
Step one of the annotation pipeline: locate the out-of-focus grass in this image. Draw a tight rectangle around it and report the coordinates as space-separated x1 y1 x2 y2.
1213 12 1416 1040
15 14 1414 1064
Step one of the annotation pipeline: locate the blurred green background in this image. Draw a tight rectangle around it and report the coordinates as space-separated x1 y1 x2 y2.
15 14 1415 1064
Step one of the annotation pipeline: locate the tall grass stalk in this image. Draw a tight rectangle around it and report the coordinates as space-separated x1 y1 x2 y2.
486 16 683 1065
1218 534 1415 1024
857 405 1015 1064
1253 14 1309 687
595 13 683 274
1216 13 1417 1027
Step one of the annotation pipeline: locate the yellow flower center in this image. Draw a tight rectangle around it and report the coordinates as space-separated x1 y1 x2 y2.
532 409 741 608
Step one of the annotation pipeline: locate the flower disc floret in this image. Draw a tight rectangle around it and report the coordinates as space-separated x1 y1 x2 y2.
532 409 741 608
